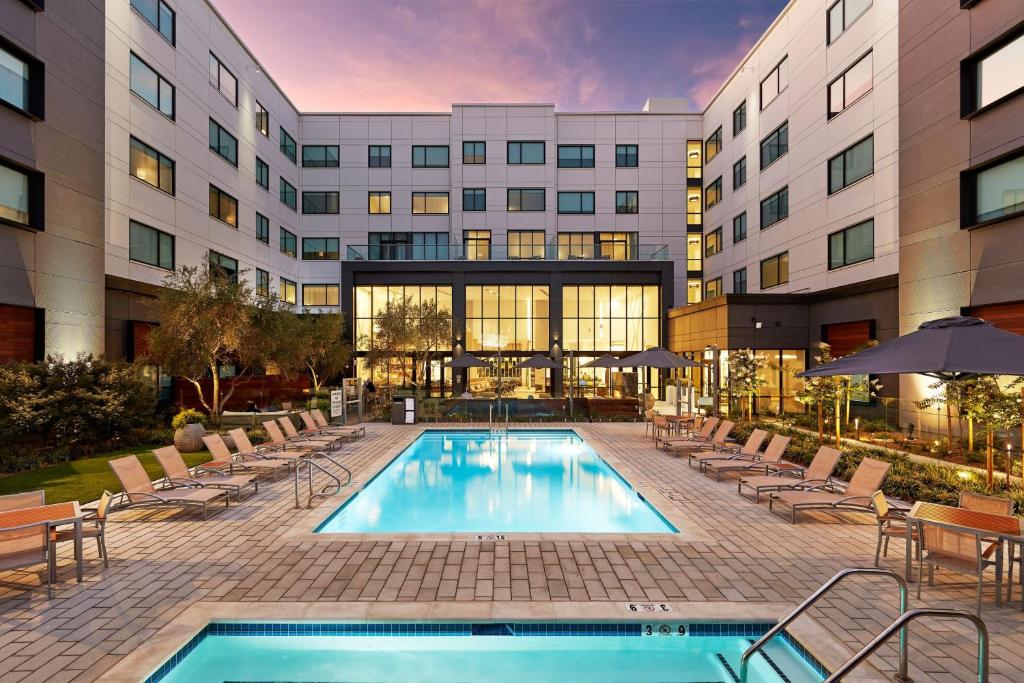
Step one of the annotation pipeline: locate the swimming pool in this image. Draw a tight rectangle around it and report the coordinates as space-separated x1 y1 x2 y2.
150 621 828 683
316 429 676 533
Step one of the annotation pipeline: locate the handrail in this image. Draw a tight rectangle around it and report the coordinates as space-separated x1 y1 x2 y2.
739 568 909 683
293 456 349 509
824 608 988 683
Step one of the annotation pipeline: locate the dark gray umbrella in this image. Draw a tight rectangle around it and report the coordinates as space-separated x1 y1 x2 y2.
617 346 701 369
515 354 560 370
581 354 621 368
797 316 1024 379
445 353 490 368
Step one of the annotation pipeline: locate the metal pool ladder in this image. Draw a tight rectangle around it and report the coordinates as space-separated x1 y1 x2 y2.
293 450 352 509
738 567 989 683
489 403 509 436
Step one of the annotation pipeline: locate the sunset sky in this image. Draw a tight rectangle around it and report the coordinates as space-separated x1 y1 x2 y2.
211 0 788 113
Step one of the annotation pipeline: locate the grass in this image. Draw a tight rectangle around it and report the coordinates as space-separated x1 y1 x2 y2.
0 446 213 504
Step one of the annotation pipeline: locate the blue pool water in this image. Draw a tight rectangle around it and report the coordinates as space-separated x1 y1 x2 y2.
316 429 676 533
153 622 827 683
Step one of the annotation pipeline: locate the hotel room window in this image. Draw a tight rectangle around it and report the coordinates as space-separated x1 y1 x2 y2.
508 141 545 164
208 52 236 106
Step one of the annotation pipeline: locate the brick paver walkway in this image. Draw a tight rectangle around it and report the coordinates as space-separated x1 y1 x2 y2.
1 422 1020 681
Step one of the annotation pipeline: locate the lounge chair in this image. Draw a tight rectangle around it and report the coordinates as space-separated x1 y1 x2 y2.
666 420 734 457
202 433 297 474
273 418 340 450
50 491 111 570
659 416 717 450
702 432 792 482
300 411 362 441
769 456 891 523
108 455 229 519
688 428 768 473
229 428 319 469
0 490 56 597
737 444 839 503
872 491 918 567
311 409 366 438
154 446 258 501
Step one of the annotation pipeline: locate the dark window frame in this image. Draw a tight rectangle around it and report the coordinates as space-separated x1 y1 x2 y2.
411 191 450 215
412 145 449 168
0 36 44 120
507 141 546 165
302 237 340 260
558 145 595 168
208 118 238 167
279 127 297 164
255 156 269 190
463 141 486 165
705 226 723 257
615 144 638 167
760 252 789 290
733 212 747 243
732 100 746 137
463 188 486 212
255 268 270 298
279 277 297 305
368 191 391 214
733 156 747 189
255 101 269 137
0 155 44 231
301 145 340 168
368 145 391 168
760 121 789 170
130 0 175 46
960 146 1024 229
208 250 238 283
705 127 723 163
827 0 872 46
828 218 875 270
128 219 175 271
208 184 237 227
760 55 788 110
301 191 340 215
828 49 873 119
556 191 594 215
760 186 789 229
615 190 639 214
733 267 747 294
255 212 269 244
208 51 236 106
279 227 297 258
129 51 173 121
961 20 1024 118
129 136 175 196
704 277 723 300
279 177 297 211
827 134 874 195
507 188 546 212
302 284 341 307
705 176 723 210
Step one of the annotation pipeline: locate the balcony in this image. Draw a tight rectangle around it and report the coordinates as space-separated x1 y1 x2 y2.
345 243 670 262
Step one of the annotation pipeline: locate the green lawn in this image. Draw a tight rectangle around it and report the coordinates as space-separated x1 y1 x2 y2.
0 447 213 504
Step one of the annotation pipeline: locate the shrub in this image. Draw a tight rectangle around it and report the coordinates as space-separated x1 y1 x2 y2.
171 408 207 430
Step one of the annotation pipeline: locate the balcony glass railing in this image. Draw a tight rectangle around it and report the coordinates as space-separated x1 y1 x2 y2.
346 243 670 262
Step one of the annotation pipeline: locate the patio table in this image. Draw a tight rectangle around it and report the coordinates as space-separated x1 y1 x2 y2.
0 501 84 583
663 413 697 435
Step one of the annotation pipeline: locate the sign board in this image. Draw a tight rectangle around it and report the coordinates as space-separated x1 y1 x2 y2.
697 396 714 407
330 390 344 418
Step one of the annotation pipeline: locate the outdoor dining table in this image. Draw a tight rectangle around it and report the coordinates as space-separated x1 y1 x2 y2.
904 501 1023 601
0 501 85 583
663 413 697 435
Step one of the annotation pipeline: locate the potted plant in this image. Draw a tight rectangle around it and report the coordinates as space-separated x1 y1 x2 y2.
172 408 207 452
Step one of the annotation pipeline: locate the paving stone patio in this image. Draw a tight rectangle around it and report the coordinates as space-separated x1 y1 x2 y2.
0 421 1020 681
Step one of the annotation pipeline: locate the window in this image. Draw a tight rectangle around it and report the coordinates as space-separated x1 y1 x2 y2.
615 191 639 214
128 220 173 270
733 157 747 189
687 234 701 271
732 101 746 136
507 230 546 260
131 0 174 45
255 269 270 298
705 177 722 209
208 119 238 166
129 53 173 119
760 252 789 289
733 212 747 243
962 26 1024 116
508 188 546 212
279 227 297 257
705 227 722 257
255 157 269 190
760 56 788 110
828 135 873 194
463 188 486 211
412 192 449 214
705 277 723 299
299 240 339 262
464 230 491 260
129 137 174 195
369 145 391 168
464 284 548 351
557 191 593 214
615 144 638 167
828 0 871 45
597 232 637 260
829 51 873 118
303 284 340 307
255 212 269 244
208 185 237 227
760 121 789 169
367 232 449 260
829 219 874 269
961 150 1024 227
687 187 702 225
255 101 268 137
705 127 722 163
279 178 296 210
0 40 42 119
354 286 453 352
760 187 788 229
368 191 391 214
302 145 339 168
557 232 596 260
279 127 296 163
208 251 238 283
558 145 595 168
279 278 296 305
733 268 747 294
686 140 702 180
463 141 486 164
412 145 449 168
562 285 659 351
208 52 236 106
302 191 339 214
508 141 544 164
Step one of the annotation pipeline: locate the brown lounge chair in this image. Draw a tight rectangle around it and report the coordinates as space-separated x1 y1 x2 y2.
108 455 229 519
688 428 768 473
702 432 791 482
311 409 366 438
668 420 734 458
736 440 835 503
769 456 891 523
299 411 359 441
202 433 295 476
154 446 258 501
659 416 717 450
272 418 339 450
228 428 315 471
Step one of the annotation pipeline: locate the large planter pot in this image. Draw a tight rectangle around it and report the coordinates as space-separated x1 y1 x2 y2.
173 423 207 453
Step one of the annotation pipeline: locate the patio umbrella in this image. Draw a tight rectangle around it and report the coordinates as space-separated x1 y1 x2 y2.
796 316 1024 379
581 354 621 368
445 353 489 368
616 347 700 414
515 354 560 369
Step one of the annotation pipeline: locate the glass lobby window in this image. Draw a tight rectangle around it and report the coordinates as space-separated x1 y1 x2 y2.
733 156 747 189
302 191 340 214
129 53 173 119
557 232 596 260
508 141 544 164
615 191 638 214
829 51 872 118
463 141 485 164
760 56 788 110
964 152 1024 226
508 188 545 212
368 191 391 214
705 277 723 299
279 127 297 163
508 230 545 259
463 188 486 211
0 162 37 228
705 177 722 209
255 212 269 243
760 186 788 229
827 0 871 45
465 285 549 352
760 121 788 169
828 218 874 269
208 118 238 166
828 135 873 194
464 230 491 260
354 285 453 351
255 269 270 298
760 252 789 289
368 145 391 168
279 278 296 305
131 0 175 45
733 267 747 294
687 234 702 271
686 140 702 180
558 145 595 168
964 27 1024 114
208 185 237 227
563 285 660 352
129 220 174 270
732 100 746 136
302 145 339 168
255 157 269 190
615 144 638 167
303 284 340 307
704 127 722 163
557 191 594 214
255 101 269 137
302 237 340 260
279 227 297 257
687 187 702 225
412 145 449 168
597 232 637 260
705 227 722 257
208 251 238 283
412 192 449 214
208 52 236 106
280 178 297 210
130 137 174 194
733 212 747 243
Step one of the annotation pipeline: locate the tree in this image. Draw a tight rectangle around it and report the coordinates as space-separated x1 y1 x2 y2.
727 349 767 420
796 343 844 443
963 377 1021 489
292 309 351 393
413 299 453 394
362 295 452 394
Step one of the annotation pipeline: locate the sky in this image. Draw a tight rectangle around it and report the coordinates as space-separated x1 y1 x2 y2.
211 0 788 113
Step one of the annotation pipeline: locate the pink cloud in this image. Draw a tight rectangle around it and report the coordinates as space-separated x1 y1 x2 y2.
685 35 759 110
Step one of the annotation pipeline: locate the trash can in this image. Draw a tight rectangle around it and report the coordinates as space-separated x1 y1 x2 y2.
391 396 417 424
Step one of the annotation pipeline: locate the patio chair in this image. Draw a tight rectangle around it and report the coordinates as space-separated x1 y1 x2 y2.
0 490 45 511
769 457 891 523
667 420 734 458
659 416 717 450
917 522 1002 615
651 414 673 444
702 432 792 482
154 446 258 501
688 428 768 473
737 443 837 503
108 455 229 520
301 411 362 441
0 508 55 598
274 417 340 450
643 409 655 438
50 490 111 570
959 491 1012 516
311 409 366 438
202 433 296 474
872 490 918 567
